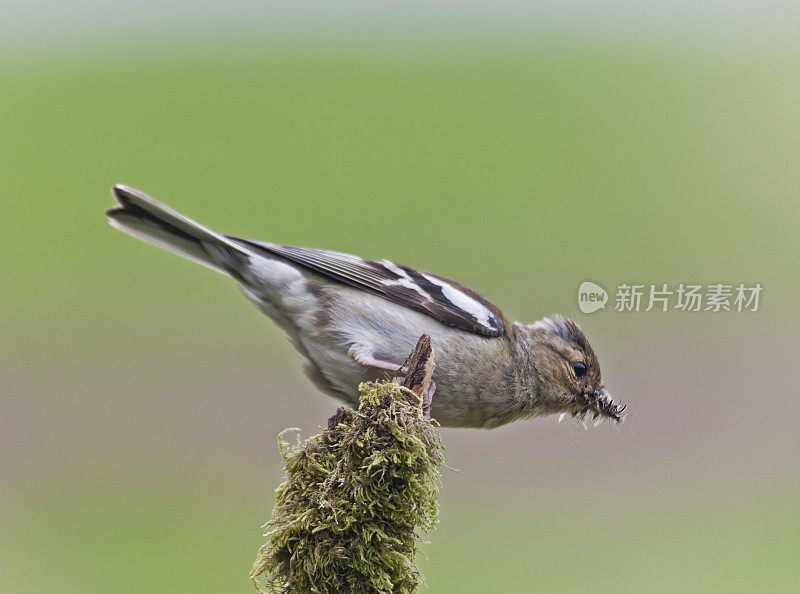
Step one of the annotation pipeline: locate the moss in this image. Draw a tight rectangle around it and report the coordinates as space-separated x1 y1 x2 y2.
251 381 444 594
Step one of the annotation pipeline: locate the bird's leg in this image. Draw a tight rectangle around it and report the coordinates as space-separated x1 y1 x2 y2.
348 345 407 375
351 337 436 420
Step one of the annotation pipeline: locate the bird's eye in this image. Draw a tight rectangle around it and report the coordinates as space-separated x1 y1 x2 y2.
572 362 587 378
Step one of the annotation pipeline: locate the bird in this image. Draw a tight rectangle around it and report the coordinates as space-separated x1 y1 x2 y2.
106 184 624 429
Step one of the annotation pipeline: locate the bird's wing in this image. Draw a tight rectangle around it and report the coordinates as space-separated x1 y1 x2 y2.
229 238 506 337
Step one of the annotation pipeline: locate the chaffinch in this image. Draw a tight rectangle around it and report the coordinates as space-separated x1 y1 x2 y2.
107 185 624 428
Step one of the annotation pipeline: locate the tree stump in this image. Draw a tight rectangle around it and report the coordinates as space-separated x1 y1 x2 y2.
399 333 436 419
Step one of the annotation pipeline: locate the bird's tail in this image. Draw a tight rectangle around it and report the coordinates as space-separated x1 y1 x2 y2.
106 184 252 277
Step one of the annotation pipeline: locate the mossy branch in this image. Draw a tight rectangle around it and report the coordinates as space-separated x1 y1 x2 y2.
251 335 444 594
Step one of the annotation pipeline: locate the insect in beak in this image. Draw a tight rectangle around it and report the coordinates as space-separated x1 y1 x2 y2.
576 386 627 424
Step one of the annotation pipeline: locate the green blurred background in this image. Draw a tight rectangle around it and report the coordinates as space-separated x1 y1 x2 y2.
2 3 798 592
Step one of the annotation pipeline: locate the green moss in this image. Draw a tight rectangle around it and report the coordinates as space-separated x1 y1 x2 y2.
251 381 444 594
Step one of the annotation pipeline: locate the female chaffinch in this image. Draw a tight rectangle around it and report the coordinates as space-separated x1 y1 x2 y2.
107 185 624 428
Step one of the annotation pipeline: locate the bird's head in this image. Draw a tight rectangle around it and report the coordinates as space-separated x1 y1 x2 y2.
524 314 625 424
